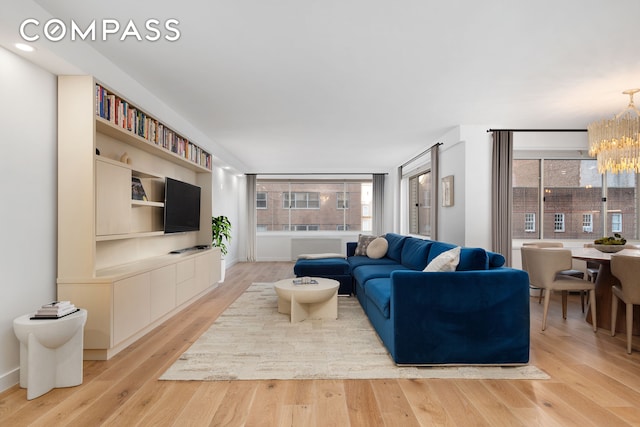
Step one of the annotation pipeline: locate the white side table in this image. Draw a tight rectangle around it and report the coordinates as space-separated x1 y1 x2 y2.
273 278 339 322
13 308 87 400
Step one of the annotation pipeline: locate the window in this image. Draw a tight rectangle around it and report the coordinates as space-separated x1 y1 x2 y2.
408 171 431 236
524 213 536 233
284 192 320 209
256 192 267 209
582 213 593 233
554 213 565 232
256 180 371 232
611 213 622 233
284 224 319 231
256 224 268 232
337 192 349 209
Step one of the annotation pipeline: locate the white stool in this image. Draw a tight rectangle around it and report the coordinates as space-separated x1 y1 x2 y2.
13 308 87 400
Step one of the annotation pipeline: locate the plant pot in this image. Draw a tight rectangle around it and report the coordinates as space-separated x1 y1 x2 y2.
219 258 226 283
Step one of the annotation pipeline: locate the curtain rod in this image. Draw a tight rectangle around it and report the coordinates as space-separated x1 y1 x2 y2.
486 128 587 132
400 142 442 168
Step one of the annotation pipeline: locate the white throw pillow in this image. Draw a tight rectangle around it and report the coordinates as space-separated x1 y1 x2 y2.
423 246 461 272
366 237 389 259
354 234 377 256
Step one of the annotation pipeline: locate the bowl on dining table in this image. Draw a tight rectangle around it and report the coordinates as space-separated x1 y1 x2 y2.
593 244 625 253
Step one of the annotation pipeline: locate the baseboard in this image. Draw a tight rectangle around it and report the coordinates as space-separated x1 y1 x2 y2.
0 367 20 394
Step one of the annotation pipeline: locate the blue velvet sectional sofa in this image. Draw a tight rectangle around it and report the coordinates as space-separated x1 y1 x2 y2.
347 233 530 365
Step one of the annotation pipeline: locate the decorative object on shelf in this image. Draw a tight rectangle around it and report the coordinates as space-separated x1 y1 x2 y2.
131 177 147 201
120 152 131 165
588 89 640 174
212 215 232 257
441 175 454 207
593 233 627 253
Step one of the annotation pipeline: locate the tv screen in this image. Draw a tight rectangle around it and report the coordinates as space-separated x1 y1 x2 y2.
164 177 201 233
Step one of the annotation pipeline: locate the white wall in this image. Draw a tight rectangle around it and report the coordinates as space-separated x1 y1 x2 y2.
0 47 57 392
211 166 242 267
403 125 494 249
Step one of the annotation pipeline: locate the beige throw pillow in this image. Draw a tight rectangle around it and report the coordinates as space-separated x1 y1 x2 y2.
366 237 388 259
354 234 377 256
423 246 461 272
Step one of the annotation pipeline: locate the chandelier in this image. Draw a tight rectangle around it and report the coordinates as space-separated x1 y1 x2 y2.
588 89 640 174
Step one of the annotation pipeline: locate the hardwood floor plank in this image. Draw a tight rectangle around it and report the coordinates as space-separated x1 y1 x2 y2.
429 380 491 426
244 380 291 427
370 379 420 427
397 379 454 426
454 380 527 427
208 380 257 426
172 381 231 427
2 262 640 427
344 380 385 427
314 380 350 427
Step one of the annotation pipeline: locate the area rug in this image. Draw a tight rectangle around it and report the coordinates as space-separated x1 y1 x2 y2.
160 282 549 381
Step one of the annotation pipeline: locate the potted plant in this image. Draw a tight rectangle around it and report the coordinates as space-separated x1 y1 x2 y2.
212 215 232 282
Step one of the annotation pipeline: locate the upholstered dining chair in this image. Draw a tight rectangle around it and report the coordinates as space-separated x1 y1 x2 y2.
522 242 586 310
521 246 597 332
610 254 640 354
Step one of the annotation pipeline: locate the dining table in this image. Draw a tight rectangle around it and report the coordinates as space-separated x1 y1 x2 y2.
571 247 640 335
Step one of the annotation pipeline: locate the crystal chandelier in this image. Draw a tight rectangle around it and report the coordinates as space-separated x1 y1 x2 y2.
588 89 640 174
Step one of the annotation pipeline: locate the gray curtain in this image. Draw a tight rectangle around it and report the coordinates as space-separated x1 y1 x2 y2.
430 143 440 241
491 131 513 266
372 174 385 235
246 174 257 262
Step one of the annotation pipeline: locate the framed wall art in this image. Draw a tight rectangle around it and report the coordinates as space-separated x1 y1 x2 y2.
442 175 454 207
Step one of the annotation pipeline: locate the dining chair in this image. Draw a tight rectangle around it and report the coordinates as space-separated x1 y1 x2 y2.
521 246 597 332
610 254 640 354
522 242 586 310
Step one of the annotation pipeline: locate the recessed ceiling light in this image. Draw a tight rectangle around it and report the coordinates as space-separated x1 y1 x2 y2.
15 43 35 52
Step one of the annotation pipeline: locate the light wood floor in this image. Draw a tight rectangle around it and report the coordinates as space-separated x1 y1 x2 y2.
2 261 640 426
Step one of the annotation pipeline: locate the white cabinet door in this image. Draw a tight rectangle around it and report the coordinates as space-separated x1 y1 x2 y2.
195 252 213 293
96 159 131 236
150 264 177 321
113 273 151 345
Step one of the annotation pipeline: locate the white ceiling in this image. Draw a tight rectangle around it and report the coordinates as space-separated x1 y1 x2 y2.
4 0 640 174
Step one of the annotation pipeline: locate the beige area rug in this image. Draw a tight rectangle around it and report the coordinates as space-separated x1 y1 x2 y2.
160 282 549 381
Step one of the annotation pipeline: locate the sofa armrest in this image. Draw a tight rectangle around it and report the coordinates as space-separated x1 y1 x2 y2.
388 268 530 364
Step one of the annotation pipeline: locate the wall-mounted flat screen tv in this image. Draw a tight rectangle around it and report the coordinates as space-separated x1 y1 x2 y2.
164 177 201 233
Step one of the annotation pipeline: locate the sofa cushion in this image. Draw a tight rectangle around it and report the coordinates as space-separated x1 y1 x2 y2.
365 278 391 318
457 247 490 271
294 258 351 276
424 246 460 272
427 241 489 271
384 233 408 263
354 234 378 256
487 251 506 268
366 237 388 259
400 238 433 270
353 264 410 287
427 241 457 264
347 256 398 271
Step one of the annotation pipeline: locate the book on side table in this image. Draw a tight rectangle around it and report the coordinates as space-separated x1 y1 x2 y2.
31 301 79 319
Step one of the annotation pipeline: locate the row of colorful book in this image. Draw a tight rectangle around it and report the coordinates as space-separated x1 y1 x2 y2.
95 84 212 170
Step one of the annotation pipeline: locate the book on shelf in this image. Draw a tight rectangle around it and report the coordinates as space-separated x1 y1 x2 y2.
95 83 213 170
131 177 148 201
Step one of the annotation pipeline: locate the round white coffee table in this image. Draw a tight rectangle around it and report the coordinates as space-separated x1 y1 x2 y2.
273 277 339 322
